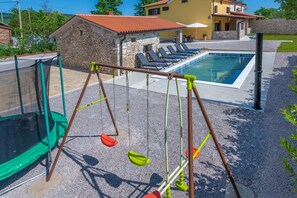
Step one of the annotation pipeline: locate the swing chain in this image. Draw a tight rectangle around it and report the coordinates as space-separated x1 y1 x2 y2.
146 73 149 158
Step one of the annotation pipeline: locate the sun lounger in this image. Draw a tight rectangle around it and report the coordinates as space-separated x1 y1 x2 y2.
136 53 167 70
167 46 193 57
158 48 184 60
175 44 197 54
147 50 178 64
181 43 201 52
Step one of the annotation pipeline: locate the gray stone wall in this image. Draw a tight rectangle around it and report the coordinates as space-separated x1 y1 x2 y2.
53 17 160 73
212 31 237 40
250 19 297 34
122 32 159 68
54 18 118 71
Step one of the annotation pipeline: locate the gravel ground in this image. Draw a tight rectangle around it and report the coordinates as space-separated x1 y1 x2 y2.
1 53 297 198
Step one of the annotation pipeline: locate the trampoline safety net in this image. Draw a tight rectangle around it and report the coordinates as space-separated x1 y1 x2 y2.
0 58 54 165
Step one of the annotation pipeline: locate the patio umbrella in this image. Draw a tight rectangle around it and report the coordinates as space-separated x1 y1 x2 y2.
186 22 208 39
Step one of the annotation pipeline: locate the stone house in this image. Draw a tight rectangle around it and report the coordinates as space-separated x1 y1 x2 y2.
50 14 184 72
0 23 12 45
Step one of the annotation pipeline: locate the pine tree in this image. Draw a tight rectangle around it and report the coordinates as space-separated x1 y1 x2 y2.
134 0 159 16
91 0 123 15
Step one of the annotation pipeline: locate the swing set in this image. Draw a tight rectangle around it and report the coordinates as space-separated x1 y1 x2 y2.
47 62 241 198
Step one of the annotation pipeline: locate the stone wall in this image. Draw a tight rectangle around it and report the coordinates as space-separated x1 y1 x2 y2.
250 19 297 34
54 18 118 71
212 31 237 40
53 17 160 73
0 27 12 45
122 33 159 68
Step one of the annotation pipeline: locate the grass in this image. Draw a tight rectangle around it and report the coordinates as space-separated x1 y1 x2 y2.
263 34 297 52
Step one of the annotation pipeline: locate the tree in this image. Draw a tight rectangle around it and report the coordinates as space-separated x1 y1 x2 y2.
9 9 68 38
9 8 68 50
254 7 283 18
281 67 297 192
91 0 123 15
274 0 297 19
134 0 158 16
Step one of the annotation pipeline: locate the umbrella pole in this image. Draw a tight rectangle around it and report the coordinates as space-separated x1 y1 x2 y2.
195 28 197 40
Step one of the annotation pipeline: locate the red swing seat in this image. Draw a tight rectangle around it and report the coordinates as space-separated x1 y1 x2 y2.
143 190 161 198
101 133 118 147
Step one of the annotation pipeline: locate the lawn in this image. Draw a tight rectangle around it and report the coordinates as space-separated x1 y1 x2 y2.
263 34 297 52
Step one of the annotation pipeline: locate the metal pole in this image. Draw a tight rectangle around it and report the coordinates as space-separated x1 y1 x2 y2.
14 55 24 114
17 0 23 38
253 32 263 110
47 70 93 181
58 53 67 117
192 86 241 198
187 79 194 198
94 63 185 79
27 8 32 32
95 70 119 136
39 60 53 163
1 11 3 23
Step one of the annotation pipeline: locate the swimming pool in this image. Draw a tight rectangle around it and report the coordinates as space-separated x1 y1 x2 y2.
164 52 255 88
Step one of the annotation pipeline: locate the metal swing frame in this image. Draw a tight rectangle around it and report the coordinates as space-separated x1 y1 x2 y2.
48 62 241 198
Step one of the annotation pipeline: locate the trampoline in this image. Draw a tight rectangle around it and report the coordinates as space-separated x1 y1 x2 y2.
0 55 68 181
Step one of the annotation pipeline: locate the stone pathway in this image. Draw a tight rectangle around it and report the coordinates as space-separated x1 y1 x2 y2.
49 66 111 97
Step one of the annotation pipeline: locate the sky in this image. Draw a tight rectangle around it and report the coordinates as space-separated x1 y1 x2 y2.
0 0 280 15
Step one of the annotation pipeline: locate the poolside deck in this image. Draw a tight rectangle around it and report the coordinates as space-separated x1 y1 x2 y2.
1 43 297 197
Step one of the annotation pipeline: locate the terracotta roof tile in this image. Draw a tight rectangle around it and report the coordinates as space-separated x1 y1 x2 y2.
145 0 169 7
212 13 255 19
76 14 184 34
230 11 264 18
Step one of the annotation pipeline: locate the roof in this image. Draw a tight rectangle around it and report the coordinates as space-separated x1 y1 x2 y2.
145 0 169 7
212 14 254 19
212 12 263 19
230 11 264 18
75 14 184 34
0 22 12 30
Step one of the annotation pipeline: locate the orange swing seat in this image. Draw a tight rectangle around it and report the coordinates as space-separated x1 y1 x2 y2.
101 133 118 147
186 147 200 159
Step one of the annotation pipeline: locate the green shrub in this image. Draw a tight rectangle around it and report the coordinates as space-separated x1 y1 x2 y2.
281 66 297 192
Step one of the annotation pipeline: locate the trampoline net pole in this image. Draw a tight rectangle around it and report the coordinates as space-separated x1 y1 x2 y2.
58 53 67 117
14 55 24 114
39 61 53 164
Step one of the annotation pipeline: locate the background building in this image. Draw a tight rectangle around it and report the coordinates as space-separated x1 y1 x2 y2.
145 0 262 40
0 22 12 45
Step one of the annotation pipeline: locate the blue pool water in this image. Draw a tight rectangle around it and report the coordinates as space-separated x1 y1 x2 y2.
172 53 254 84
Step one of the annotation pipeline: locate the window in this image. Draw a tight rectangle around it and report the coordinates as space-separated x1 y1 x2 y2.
148 8 160 15
181 0 188 3
225 23 230 31
214 22 221 31
162 6 169 11
131 37 136 42
226 7 230 13
143 44 153 56
241 23 244 30
80 30 83 36
214 5 218 13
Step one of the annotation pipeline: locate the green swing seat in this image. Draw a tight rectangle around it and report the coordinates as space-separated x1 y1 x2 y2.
128 150 150 167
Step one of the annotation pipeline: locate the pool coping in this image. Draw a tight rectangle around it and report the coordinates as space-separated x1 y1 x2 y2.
153 51 256 89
